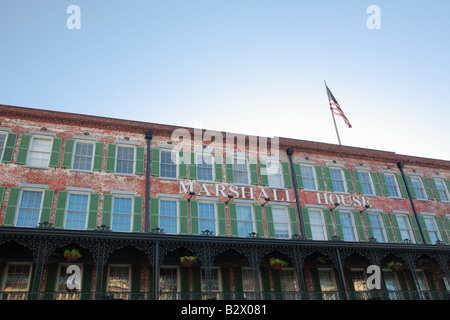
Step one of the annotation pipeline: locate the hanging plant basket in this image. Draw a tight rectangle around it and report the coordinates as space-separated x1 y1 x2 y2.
387 261 403 272
180 256 197 268
64 249 82 262
270 258 288 271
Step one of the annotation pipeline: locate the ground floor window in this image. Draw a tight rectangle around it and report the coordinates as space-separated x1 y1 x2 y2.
107 265 131 300
0 263 32 300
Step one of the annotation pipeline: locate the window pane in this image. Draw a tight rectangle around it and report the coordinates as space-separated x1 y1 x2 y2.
160 200 177 234
300 165 316 190
369 214 385 242
233 158 249 184
199 202 216 234
116 146 134 174
3 264 31 299
108 266 130 295
385 174 399 197
435 179 449 201
160 151 177 178
28 137 52 167
309 209 326 240
65 193 89 230
272 207 289 239
236 205 253 237
359 171 374 195
111 197 132 232
16 190 43 227
197 154 214 181
0 133 6 159
411 177 426 199
340 211 356 241
330 168 345 192
267 161 283 188
73 142 94 170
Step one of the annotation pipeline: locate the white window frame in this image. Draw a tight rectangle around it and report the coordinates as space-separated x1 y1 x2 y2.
106 264 132 300
111 195 134 232
0 131 7 162
64 192 91 230
26 134 53 169
308 208 327 241
266 159 284 189
271 206 291 239
232 155 251 186
71 139 95 172
160 149 179 179
317 268 339 300
339 210 358 241
115 144 136 176
423 215 442 244
384 173 401 198
357 170 375 196
159 265 180 299
159 198 179 234
198 200 218 235
15 188 45 228
299 164 317 191
55 263 83 300
368 212 387 243
196 152 215 182
241 267 262 300
200 267 222 298
410 176 428 200
329 167 347 193
395 214 415 243
279 268 299 300
236 204 255 238
0 262 33 300
434 178 450 202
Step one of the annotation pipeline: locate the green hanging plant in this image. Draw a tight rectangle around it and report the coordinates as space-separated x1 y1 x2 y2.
270 258 288 271
64 249 82 262
180 256 197 268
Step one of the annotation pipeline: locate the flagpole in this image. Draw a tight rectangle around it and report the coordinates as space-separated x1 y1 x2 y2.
325 81 342 145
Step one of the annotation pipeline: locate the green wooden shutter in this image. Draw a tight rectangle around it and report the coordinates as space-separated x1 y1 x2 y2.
436 216 450 244
0 186 5 209
225 156 234 183
294 164 303 189
259 159 269 186
408 215 423 244
421 177 434 200
362 212 374 240
214 154 223 182
150 197 159 230
233 268 244 299
405 176 416 198
250 159 259 185
135 146 145 175
381 212 395 243
1 132 17 163
189 200 199 235
81 264 94 300
179 199 188 234
378 173 390 196
261 268 272 300
101 194 113 228
4 187 20 226
105 143 116 172
282 162 292 188
92 142 104 171
49 138 62 167
352 170 362 194
429 178 441 201
228 203 238 237
192 267 201 300
417 216 431 244
371 172 382 196
353 211 366 241
131 265 141 300
221 267 232 299
265 206 275 239
54 191 68 228
217 202 227 236
310 268 322 300
288 206 300 237
189 152 197 179
180 267 190 300
178 150 187 179
87 193 100 230
254 204 264 237
44 264 58 299
39 189 54 224
333 210 344 240
301 207 312 240
315 166 325 191
323 167 334 191
16 134 31 165
151 148 160 176
397 174 408 198
390 213 403 243
323 209 334 240
344 168 354 193
132 196 143 232
61 139 74 168
444 217 450 234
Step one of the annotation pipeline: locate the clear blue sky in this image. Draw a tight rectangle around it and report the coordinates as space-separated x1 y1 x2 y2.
1 1 449 161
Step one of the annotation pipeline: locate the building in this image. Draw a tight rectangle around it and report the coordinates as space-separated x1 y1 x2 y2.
0 104 449 301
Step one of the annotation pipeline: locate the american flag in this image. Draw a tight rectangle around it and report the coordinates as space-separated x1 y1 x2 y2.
326 84 352 128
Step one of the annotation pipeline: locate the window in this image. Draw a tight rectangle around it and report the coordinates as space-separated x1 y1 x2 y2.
358 171 374 195
241 268 257 300
107 265 131 300
308 209 327 240
369 213 386 242
434 179 449 201
267 160 283 188
0 132 6 160
272 207 290 239
27 136 52 168
201 268 221 299
384 174 400 198
411 177 427 200
116 145 135 175
396 215 414 243
415 270 431 300
329 168 346 193
351 269 369 300
279 269 299 300
300 165 317 190
233 157 250 185
198 202 216 234
111 196 133 232
339 211 357 241
160 199 178 234
383 270 402 300
423 216 441 244
318 269 338 300
16 190 43 227
55 264 82 300
159 267 179 300
236 205 254 237
65 193 89 230
1 263 32 300
72 141 94 171
160 150 177 178
196 153 214 181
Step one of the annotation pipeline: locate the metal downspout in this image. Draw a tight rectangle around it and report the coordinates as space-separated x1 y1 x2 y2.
286 148 306 239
